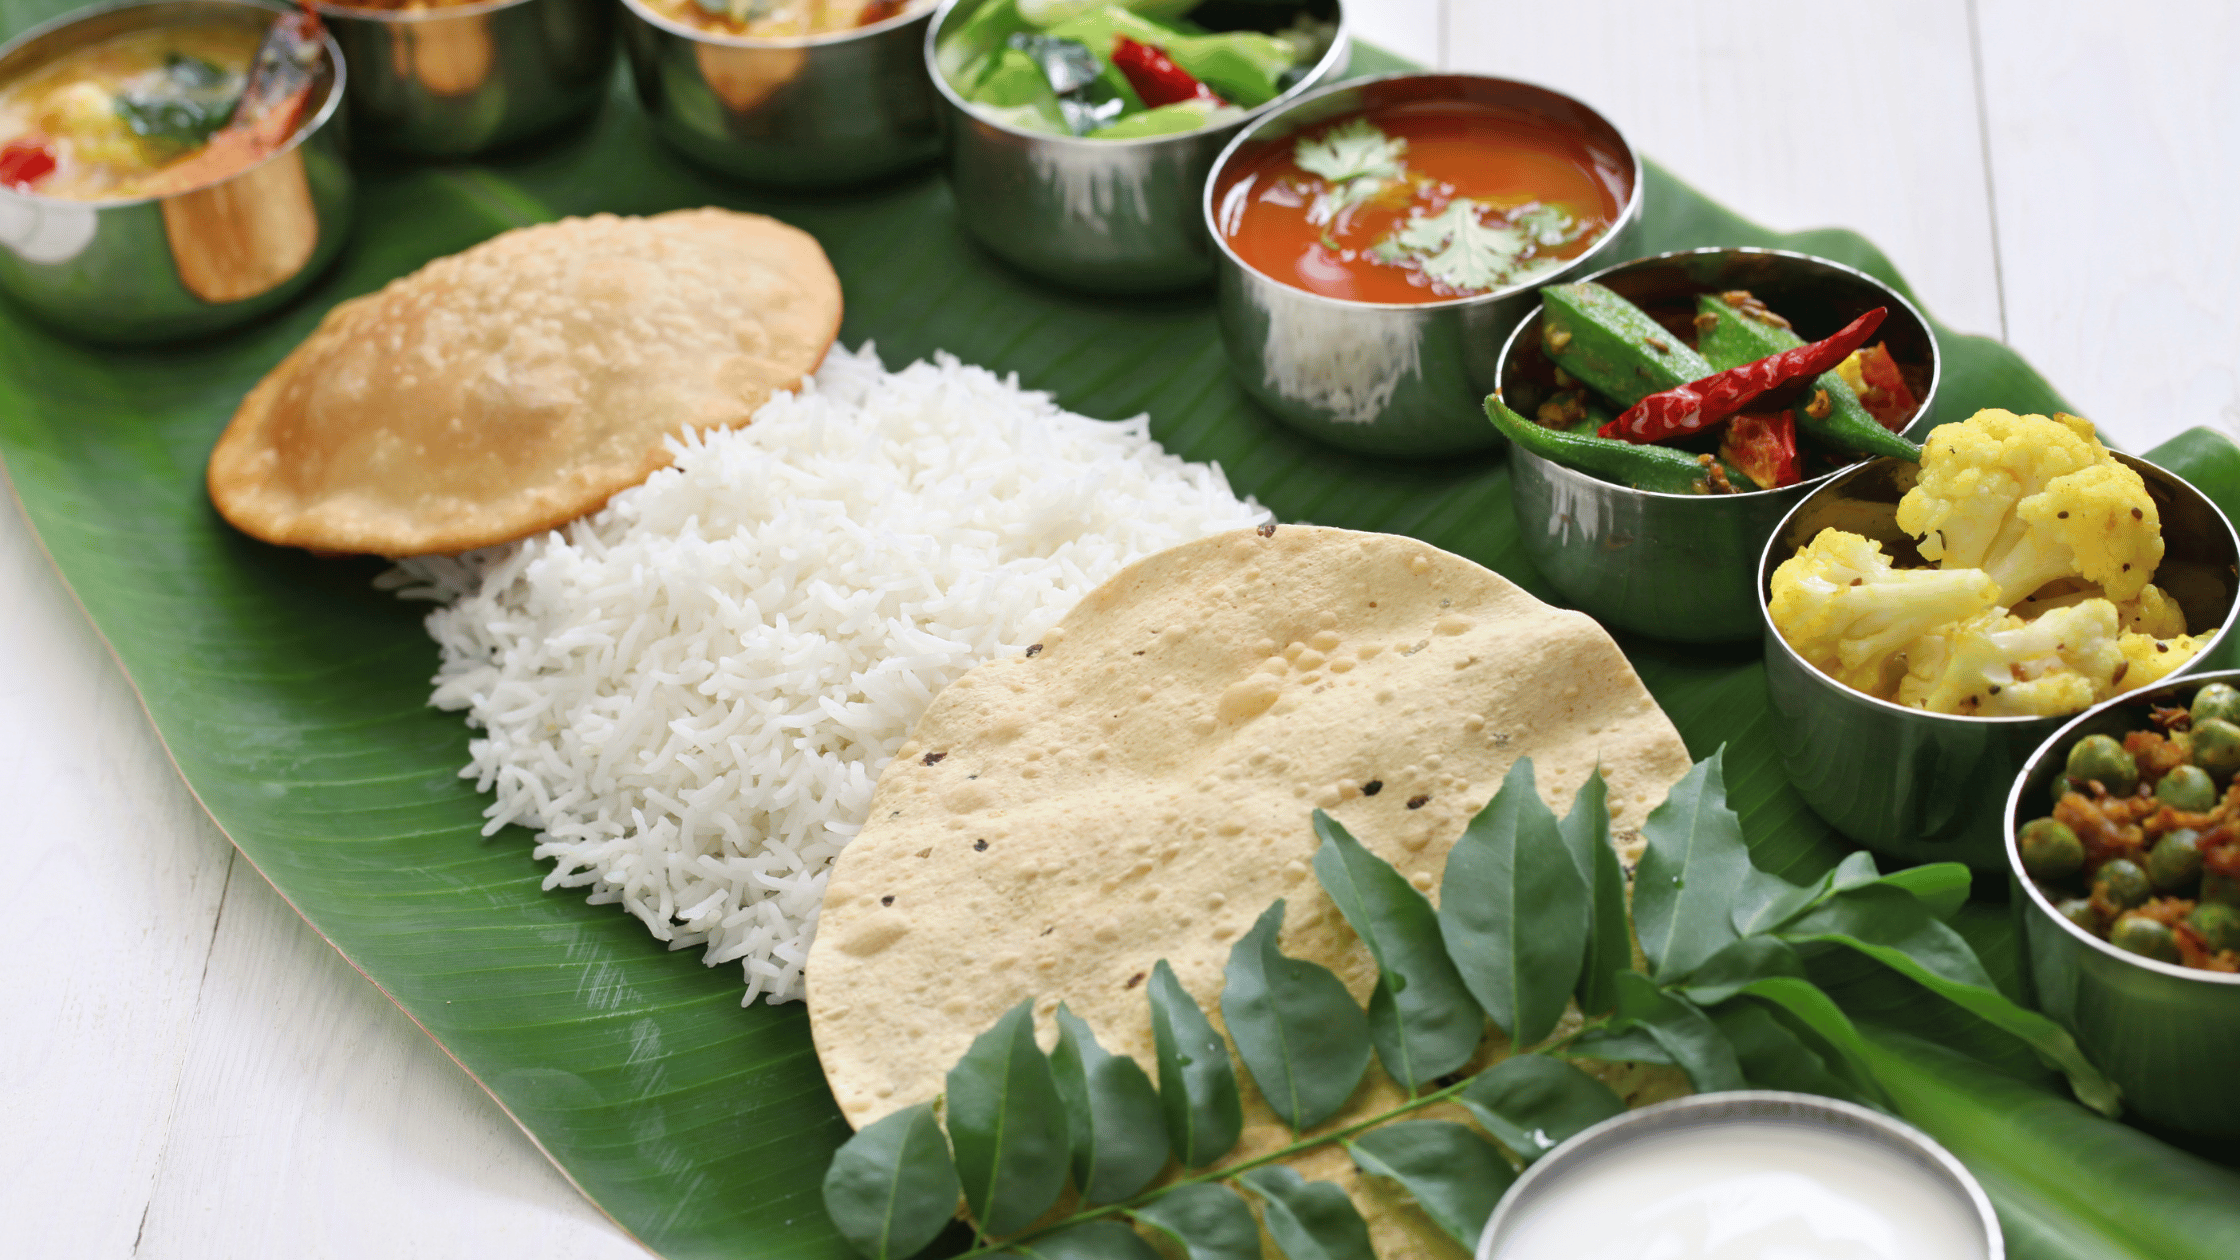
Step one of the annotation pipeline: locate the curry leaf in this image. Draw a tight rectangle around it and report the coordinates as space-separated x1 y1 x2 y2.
1129 1183 1262 1260
1564 1023 1674 1067
1634 750 1753 980
1730 849 1880 937
1311 811 1485 1091
1777 886 2120 1115
1438 758 1587 1047
1238 1167 1376 1260
946 999 1071 1237
1147 961 1244 1168
1873 862 1974 921
1707 1000 1869 1105
1612 971 1744 1093
1677 936 1806 1007
821 1102 962 1260
1736 976 1891 1105
1050 1004 1169 1205
1560 769 1632 1017
1010 1220 1164 1260
1347 1121 1515 1248
1220 900 1371 1132
1457 1054 1624 1165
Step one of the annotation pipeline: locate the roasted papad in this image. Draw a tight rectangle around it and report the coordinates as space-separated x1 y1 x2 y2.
806 525 1694 1251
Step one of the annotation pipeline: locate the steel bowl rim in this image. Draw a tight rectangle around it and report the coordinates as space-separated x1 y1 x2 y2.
1473 1090 2002 1260
923 0 1351 151
1200 69 1644 314
621 0 930 50
311 0 542 25
2004 666 2240 986
1755 450 2240 727
1496 245 1942 501
0 0 346 210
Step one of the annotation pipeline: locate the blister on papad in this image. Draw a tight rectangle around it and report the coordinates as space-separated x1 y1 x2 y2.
207 208 841 557
806 525 1694 1251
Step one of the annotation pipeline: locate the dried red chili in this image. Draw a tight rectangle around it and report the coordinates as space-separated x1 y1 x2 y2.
1720 411 1801 490
0 140 56 189
1600 306 1889 443
1110 36 1224 109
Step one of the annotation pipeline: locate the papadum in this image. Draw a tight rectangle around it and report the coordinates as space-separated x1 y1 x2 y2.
806 525 1695 1253
207 208 842 556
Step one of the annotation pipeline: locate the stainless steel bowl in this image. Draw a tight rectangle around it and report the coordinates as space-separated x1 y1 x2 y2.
313 0 614 157
1476 1092 2002 1260
0 0 352 343
2006 670 2240 1141
1761 453 2240 868
1208 73 1641 457
622 0 938 187
1499 248 1937 640
932 0 1349 294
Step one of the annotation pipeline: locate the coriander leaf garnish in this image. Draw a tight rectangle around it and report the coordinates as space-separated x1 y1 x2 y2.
1380 199 1528 293
1513 201 1581 247
1293 117 1407 184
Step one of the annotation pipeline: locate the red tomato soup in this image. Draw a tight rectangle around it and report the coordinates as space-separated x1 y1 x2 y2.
1215 100 1630 304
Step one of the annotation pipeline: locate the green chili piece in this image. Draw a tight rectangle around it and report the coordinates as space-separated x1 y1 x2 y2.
1694 294 1921 463
1486 396 1708 494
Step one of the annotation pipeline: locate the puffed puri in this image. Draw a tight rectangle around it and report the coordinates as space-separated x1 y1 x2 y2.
206 208 844 557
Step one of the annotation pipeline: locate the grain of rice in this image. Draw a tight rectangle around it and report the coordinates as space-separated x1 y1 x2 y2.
390 344 1266 1003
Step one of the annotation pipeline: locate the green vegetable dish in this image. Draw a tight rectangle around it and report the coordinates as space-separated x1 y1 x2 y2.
935 0 1336 140
1487 281 1925 495
2021 682 2240 971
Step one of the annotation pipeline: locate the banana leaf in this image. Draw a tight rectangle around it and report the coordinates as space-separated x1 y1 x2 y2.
3 14 2236 1257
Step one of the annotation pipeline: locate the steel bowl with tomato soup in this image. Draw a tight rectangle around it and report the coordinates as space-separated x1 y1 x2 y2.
932 0 1348 294
1495 248 1937 642
2005 669 2240 1141
622 0 939 187
0 0 351 343
1760 454 2240 870
314 0 614 157
1210 72 1641 457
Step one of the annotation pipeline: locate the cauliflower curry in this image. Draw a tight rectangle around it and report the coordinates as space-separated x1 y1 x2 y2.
1770 409 2206 718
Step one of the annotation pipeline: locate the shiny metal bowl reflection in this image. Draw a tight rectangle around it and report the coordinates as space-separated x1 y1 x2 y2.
1209 72 1640 457
932 0 1348 295
1475 1092 2002 1260
1761 454 2240 869
314 0 614 157
622 0 938 187
2006 670 2240 1141
0 0 351 343
1497 248 1937 641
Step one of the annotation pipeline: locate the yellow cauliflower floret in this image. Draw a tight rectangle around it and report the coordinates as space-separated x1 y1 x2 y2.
1896 409 2163 605
2013 579 2189 637
2113 631 2210 695
1896 600 2126 717
1769 529 2004 699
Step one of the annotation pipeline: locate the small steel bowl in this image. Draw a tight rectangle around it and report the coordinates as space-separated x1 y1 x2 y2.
1208 72 1641 457
0 0 351 343
313 0 614 157
1476 1092 2002 1260
1498 248 1937 641
621 0 938 187
1760 454 2240 869
932 0 1349 294
2006 670 2240 1141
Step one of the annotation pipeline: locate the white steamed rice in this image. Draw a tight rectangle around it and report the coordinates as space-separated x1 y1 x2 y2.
388 343 1266 1003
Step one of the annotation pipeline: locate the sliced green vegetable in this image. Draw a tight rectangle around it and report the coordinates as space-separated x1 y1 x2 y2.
1694 293 1921 462
1093 101 1220 139
1538 283 1712 408
1485 395 1710 494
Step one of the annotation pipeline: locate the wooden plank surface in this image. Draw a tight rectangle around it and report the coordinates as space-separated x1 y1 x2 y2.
2 3 2235 1256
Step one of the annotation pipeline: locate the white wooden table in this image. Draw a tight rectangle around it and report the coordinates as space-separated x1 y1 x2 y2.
5 3 2235 1254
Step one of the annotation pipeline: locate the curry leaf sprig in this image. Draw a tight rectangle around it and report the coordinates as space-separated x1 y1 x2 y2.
820 750 2118 1260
